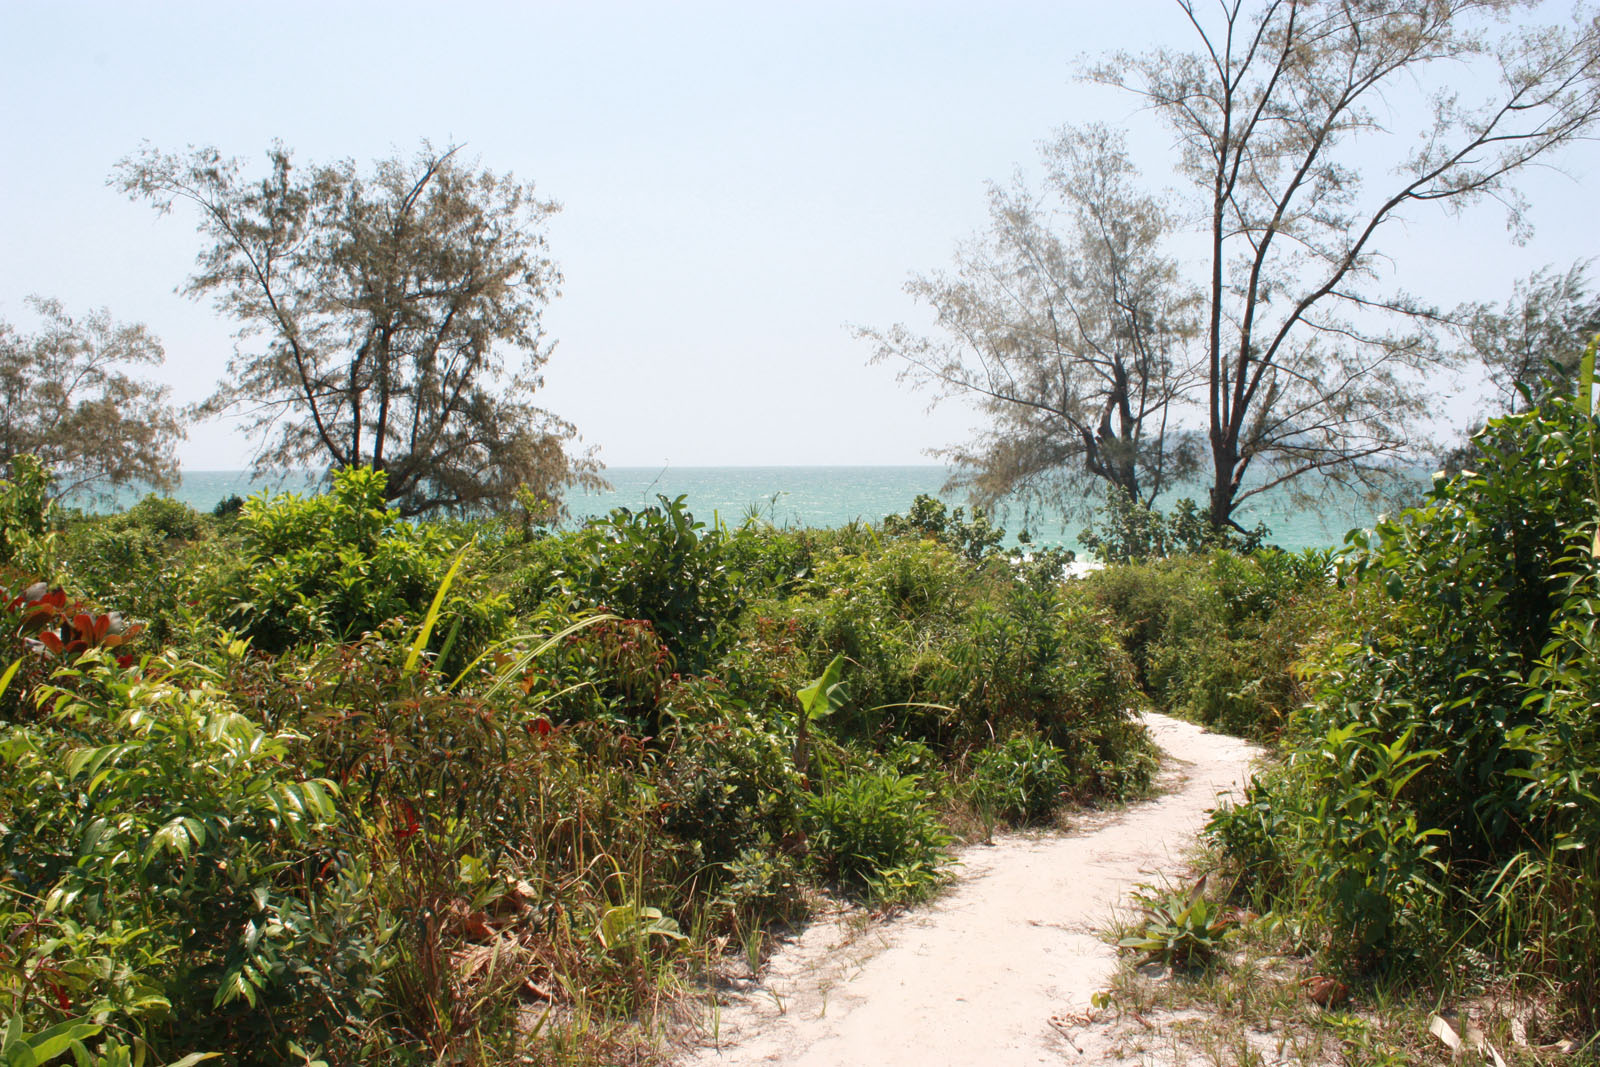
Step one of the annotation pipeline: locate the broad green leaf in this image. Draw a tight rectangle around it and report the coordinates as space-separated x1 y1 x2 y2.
797 655 847 722
16 1020 100 1065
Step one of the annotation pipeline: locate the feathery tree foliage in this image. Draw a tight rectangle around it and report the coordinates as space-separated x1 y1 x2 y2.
0 297 183 502
1091 0 1600 529
116 141 603 517
863 124 1202 523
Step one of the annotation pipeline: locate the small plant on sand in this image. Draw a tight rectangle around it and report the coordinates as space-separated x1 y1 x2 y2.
1119 877 1236 968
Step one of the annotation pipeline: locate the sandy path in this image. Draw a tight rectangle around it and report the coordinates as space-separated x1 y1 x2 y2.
680 713 1261 1067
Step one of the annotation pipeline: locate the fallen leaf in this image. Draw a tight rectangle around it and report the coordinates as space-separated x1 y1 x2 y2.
1430 1013 1464 1057
1430 1011 1508 1067
1303 975 1349 1007
1536 1039 1579 1056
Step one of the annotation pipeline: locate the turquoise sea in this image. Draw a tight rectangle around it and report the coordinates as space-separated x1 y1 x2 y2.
152 466 1410 554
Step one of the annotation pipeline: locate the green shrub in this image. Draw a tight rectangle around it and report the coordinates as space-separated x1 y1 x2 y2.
1211 370 1600 1018
120 493 206 542
1080 493 1267 565
523 495 744 673
0 455 56 575
803 767 951 902
0 650 356 1065
200 467 509 669
971 733 1073 824
1086 548 1337 740
656 685 804 876
881 493 1005 561
58 496 212 644
719 524 820 600
747 537 1154 802
0 475 1200 1058
717 842 807 926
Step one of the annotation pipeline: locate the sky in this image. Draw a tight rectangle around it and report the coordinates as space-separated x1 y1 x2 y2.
2 0 1596 471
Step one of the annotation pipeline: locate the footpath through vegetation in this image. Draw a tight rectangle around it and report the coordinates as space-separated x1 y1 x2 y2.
682 713 1260 1067
1 349 1598 1065
0 479 1156 1065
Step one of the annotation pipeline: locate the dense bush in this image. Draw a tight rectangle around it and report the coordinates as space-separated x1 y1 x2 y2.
199 467 510 670
656 679 804 876
0 650 353 1064
514 495 745 673
58 495 209 643
970 733 1074 824
768 539 1152 791
803 767 951 900
1209 378 1600 1023
1079 493 1267 565
0 456 56 575
881 493 1005 562
1084 548 1335 739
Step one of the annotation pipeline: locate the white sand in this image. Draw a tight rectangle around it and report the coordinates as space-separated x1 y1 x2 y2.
680 713 1261 1067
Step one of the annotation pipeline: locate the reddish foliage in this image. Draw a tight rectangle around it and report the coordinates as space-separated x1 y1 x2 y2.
4 582 144 662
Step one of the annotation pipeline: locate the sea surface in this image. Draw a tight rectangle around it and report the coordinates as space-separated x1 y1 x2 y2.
128 466 1414 555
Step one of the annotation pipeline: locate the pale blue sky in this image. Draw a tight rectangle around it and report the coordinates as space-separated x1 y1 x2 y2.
2 1 1594 469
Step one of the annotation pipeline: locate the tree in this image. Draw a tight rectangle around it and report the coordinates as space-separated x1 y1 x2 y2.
862 124 1202 524
1091 0 1600 530
1457 260 1600 414
115 141 604 517
0 297 184 502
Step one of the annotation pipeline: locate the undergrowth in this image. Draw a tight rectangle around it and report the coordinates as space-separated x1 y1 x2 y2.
0 471 1153 1065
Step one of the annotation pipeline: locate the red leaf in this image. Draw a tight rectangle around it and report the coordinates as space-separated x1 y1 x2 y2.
19 606 56 635
72 614 95 640
38 631 63 655
393 798 421 840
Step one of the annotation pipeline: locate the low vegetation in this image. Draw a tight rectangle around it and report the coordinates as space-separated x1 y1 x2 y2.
0 478 1153 1065
1084 355 1600 1062
1205 383 1600 1032
4 350 1596 1064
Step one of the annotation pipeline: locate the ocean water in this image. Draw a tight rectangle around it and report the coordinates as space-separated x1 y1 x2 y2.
149 466 1406 554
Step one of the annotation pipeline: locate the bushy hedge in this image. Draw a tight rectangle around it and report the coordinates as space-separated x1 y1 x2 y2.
760 540 1151 782
1208 383 1600 1025
199 468 513 670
